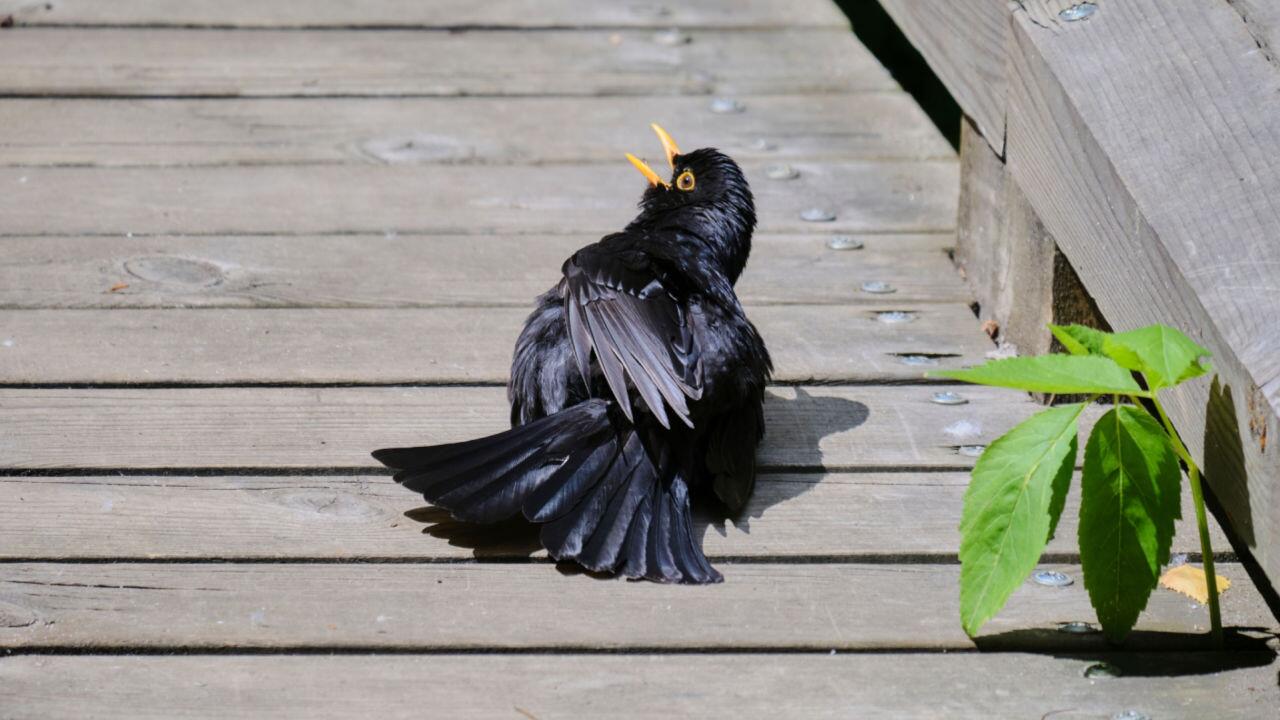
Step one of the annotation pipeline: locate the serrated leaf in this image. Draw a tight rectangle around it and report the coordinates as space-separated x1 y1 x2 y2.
1079 406 1182 642
1159 564 1231 604
932 355 1143 396
1104 325 1212 389
1049 324 1110 357
959 403 1084 636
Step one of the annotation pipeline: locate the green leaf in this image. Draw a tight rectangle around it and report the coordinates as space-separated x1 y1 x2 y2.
1104 325 1212 389
932 355 1143 396
1079 405 1182 642
959 403 1084 636
1049 324 1110 357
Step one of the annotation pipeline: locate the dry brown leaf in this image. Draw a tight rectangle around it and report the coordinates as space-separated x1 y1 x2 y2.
1159 564 1230 604
108 282 129 292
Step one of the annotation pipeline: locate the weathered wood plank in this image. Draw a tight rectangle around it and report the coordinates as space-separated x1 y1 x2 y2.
1006 0 1280 587
0 233 963 308
0 305 991 384
0 562 1266 650
0 29 894 97
0 386 1086 470
0 0 849 29
0 472 1227 561
954 116 1103 358
878 0 1007 154
0 161 958 236
4 653 1277 720
0 94 952 167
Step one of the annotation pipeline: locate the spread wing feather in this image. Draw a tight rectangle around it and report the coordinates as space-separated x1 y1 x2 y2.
561 238 702 429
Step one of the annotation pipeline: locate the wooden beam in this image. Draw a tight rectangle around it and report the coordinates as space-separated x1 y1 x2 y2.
1005 0 1280 587
0 562 1267 650
0 305 992 385
0 233 964 309
878 0 1007 154
0 29 893 97
0 386 1096 471
2 654 1274 719
954 116 1105 359
0 95 953 168
0 0 849 29
0 161 958 236
0 471 1226 561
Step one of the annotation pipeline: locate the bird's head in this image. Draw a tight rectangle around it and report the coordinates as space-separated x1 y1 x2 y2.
625 124 756 282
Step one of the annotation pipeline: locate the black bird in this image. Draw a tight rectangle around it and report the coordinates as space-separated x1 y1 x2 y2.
373 125 772 583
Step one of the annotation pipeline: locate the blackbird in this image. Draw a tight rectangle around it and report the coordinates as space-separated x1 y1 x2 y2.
373 125 771 583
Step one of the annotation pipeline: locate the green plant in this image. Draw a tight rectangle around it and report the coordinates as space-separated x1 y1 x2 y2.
931 323 1221 646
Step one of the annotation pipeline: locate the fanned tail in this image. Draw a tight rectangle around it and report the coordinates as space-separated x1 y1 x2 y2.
372 400 720 584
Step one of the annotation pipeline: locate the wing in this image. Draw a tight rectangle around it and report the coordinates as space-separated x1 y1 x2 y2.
560 237 702 429
705 384 765 514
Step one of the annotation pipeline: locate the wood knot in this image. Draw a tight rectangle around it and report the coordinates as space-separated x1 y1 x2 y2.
124 256 224 287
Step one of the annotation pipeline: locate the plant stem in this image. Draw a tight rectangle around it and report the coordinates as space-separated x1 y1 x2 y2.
1147 395 1224 649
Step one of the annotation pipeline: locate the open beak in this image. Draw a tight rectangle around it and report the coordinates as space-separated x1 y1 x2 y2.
625 124 683 187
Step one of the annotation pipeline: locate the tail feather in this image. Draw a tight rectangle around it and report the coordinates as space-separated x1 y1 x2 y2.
372 398 721 584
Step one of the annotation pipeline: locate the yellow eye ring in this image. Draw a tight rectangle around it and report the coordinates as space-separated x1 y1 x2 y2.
676 170 696 191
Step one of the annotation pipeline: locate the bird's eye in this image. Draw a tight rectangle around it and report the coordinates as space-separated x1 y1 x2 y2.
676 170 696 192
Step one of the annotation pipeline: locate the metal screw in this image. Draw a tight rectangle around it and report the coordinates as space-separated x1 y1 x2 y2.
651 28 690 46
876 311 915 324
1083 662 1121 679
1112 712 1150 720
750 138 776 151
765 164 799 180
861 281 896 294
800 208 835 222
900 355 939 368
931 391 968 406
1032 570 1074 587
710 97 744 114
827 235 863 251
957 444 985 457
1057 621 1099 635
1059 2 1097 21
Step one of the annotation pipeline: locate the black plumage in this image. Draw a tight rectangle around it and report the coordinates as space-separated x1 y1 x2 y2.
373 127 772 584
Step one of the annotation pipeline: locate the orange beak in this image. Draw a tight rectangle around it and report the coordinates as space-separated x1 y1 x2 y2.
625 124 682 187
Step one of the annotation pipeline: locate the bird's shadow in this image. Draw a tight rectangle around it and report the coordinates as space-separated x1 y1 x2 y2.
402 387 869 559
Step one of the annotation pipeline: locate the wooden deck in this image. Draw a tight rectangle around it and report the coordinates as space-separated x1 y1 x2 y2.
1 1 1276 716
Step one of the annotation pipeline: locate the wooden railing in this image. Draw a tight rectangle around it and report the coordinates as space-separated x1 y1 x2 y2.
881 0 1280 595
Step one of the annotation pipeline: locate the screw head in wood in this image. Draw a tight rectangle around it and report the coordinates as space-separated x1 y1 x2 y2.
876 311 915 324
1032 569 1073 587
931 391 968 405
1083 662 1121 679
765 164 799 180
826 235 863 250
1059 2 1097 21
861 280 896 294
651 28 690 46
956 444 985 456
1112 712 1150 720
710 97 745 114
1057 621 1099 635
800 207 835 222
